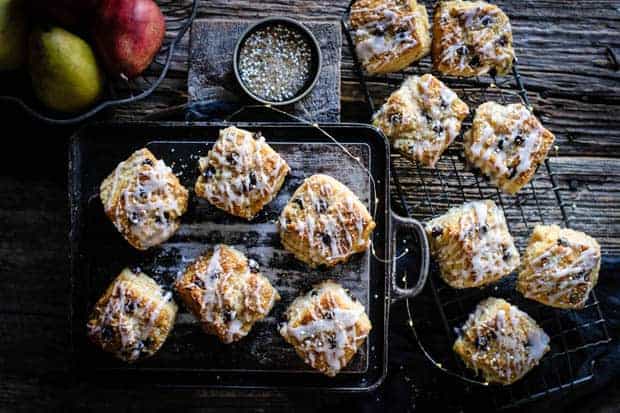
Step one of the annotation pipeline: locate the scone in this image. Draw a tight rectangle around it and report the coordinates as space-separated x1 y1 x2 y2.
463 102 555 194
349 0 431 74
453 297 550 385
432 1 515 77
279 280 372 377
278 174 376 268
517 225 602 309
175 244 280 343
195 126 290 220
373 74 469 167
100 148 189 250
425 200 520 288
86 268 178 363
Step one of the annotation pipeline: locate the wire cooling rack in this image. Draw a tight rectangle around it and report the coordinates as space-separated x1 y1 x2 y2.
342 0 611 408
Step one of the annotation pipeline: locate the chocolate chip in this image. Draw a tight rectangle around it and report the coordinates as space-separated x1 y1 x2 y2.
480 225 488 234
423 112 433 124
141 338 153 352
203 166 216 179
389 113 402 125
502 246 512 261
323 310 334 320
469 54 480 67
557 238 569 247
497 139 504 150
321 233 331 246
440 100 448 110
514 135 524 146
508 167 518 179
293 198 304 209
101 325 114 341
431 226 443 238
475 330 496 350
124 301 137 314
456 45 469 56
248 172 257 190
248 259 260 273
432 124 444 134
222 309 233 323
142 158 153 166
310 289 318 297
327 335 337 349
138 189 147 199
194 278 205 289
253 132 263 140
373 24 386 36
497 35 508 47
226 152 239 165
480 15 493 26
210 271 220 281
128 212 140 225
316 199 329 214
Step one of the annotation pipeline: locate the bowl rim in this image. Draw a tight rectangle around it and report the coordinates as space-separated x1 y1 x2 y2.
233 16 323 107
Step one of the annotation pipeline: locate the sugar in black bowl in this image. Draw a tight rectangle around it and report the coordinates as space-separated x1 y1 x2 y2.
234 17 322 106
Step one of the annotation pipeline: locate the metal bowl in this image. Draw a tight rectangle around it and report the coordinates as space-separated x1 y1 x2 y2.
233 17 322 106
0 0 197 125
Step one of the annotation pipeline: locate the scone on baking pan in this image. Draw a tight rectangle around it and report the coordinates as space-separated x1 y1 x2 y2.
517 225 602 309
195 126 290 220
86 268 178 363
453 297 550 385
349 0 431 74
100 148 189 250
278 174 376 268
372 74 469 167
463 102 555 194
175 244 280 344
432 1 515 77
279 280 372 377
425 200 520 288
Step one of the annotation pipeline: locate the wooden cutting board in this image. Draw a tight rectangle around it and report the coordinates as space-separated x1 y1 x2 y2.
188 18 341 122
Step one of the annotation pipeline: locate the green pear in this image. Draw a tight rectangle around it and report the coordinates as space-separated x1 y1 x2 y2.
0 0 28 70
29 26 105 113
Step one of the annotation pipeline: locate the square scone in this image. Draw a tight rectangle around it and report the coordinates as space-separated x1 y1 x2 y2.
175 244 280 344
349 0 431 74
464 102 555 194
432 1 515 77
86 268 178 363
195 126 290 220
454 297 550 385
517 225 602 309
425 200 520 288
278 174 376 268
100 148 189 250
373 74 469 167
279 280 372 377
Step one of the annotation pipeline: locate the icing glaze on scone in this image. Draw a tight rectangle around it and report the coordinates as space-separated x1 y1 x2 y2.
426 200 520 288
100 148 189 250
350 0 430 74
373 74 469 167
279 174 376 267
279 280 372 377
87 269 178 363
195 127 290 220
464 102 555 194
432 1 515 76
517 225 601 309
453 297 550 384
175 244 280 343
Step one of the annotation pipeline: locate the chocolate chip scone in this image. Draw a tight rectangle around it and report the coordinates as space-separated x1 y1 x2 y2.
195 126 290 220
454 297 550 385
463 102 555 195
279 280 372 377
87 268 178 363
432 1 514 77
175 244 280 344
425 200 520 289
373 74 469 167
349 0 431 74
278 174 376 268
100 148 189 250
517 225 601 309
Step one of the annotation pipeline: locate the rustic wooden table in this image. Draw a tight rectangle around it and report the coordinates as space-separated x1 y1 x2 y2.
1 0 618 410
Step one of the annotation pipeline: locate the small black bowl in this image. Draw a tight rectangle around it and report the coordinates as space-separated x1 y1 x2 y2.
233 17 322 106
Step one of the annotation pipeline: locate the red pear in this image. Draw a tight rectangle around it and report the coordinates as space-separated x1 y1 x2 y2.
94 0 165 79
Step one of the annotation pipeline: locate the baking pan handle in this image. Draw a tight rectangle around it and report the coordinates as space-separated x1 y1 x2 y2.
390 211 430 301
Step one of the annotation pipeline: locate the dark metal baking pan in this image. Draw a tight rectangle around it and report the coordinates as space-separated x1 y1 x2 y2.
69 122 429 392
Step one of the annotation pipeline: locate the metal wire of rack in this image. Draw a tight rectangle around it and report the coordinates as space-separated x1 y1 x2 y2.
0 0 197 125
341 0 611 409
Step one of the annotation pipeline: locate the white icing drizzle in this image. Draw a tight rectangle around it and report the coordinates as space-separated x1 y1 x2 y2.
199 127 288 216
279 286 369 375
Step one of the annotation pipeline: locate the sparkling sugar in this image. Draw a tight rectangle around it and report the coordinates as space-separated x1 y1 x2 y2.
238 24 313 102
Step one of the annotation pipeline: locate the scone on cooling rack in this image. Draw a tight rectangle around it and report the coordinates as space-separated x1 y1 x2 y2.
100 148 189 250
349 0 431 74
463 102 555 195
195 126 290 220
372 74 469 167
87 268 178 363
175 244 280 344
432 0 515 77
453 297 550 385
278 174 376 268
425 200 520 289
517 225 602 309
279 280 372 377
